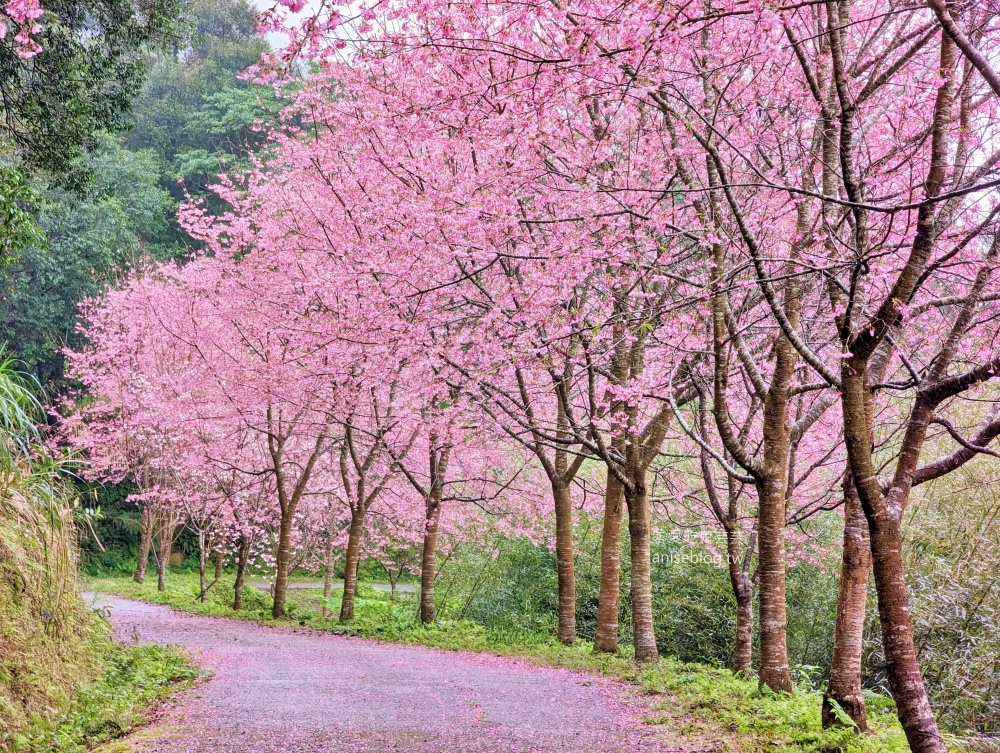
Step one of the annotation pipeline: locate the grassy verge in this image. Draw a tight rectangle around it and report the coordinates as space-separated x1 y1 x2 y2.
5 629 197 753
89 572 914 753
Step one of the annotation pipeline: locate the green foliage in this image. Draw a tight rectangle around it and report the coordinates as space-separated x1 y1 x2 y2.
0 137 177 385
453 537 560 639
0 0 178 175
0 165 45 263
649 535 741 667
9 641 196 753
639 661 908 753
435 530 840 676
126 0 276 204
78 479 141 576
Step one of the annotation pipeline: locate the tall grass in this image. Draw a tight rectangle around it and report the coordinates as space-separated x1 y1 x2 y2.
0 353 195 751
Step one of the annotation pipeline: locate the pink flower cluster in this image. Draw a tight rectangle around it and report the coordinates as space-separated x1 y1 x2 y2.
1 0 42 57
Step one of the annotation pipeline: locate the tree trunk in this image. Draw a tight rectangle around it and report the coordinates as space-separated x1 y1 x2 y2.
272 507 295 618
594 471 624 653
734 585 753 675
823 476 871 731
757 473 792 692
339 508 365 623
727 529 754 675
842 367 947 753
233 536 250 611
757 470 792 693
625 482 658 662
757 329 796 693
870 513 945 751
553 481 576 644
419 496 441 624
322 530 336 616
215 548 224 581
323 532 335 601
823 340 890 731
155 518 173 593
134 504 152 584
197 529 208 602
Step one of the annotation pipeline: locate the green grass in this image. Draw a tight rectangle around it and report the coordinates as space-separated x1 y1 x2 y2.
6 637 197 753
89 572 920 752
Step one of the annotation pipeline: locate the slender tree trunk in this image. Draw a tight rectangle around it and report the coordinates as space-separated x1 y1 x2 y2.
233 536 250 611
757 329 797 693
871 512 945 751
419 496 441 623
625 481 657 662
824 339 892 731
322 530 336 616
553 481 576 644
155 517 173 593
727 530 754 675
823 476 871 730
323 533 335 601
134 504 152 584
272 508 295 618
594 471 624 653
215 548 224 581
734 585 753 674
197 529 208 602
339 508 365 622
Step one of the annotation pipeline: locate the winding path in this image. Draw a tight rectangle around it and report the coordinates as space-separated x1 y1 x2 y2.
92 595 690 753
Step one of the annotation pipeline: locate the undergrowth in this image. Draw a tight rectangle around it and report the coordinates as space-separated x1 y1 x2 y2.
7 639 197 753
91 572 917 753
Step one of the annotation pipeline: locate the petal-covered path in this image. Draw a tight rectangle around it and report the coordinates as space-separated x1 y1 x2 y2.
93 595 691 753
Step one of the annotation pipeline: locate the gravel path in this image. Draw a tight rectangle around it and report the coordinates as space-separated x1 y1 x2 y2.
94 595 688 753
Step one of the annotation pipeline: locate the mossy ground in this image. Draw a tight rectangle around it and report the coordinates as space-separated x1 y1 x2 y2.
90 572 919 753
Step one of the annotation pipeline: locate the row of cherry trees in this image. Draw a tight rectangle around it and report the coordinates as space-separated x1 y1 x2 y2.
65 1 1000 751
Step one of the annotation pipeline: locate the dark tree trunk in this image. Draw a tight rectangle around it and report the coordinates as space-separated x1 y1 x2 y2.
823 476 871 731
322 529 336 616
843 368 947 753
134 504 152 584
155 520 173 593
553 481 576 644
871 510 943 751
594 471 624 653
339 508 365 622
233 536 250 611
726 529 754 675
323 533 335 601
197 529 208 602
